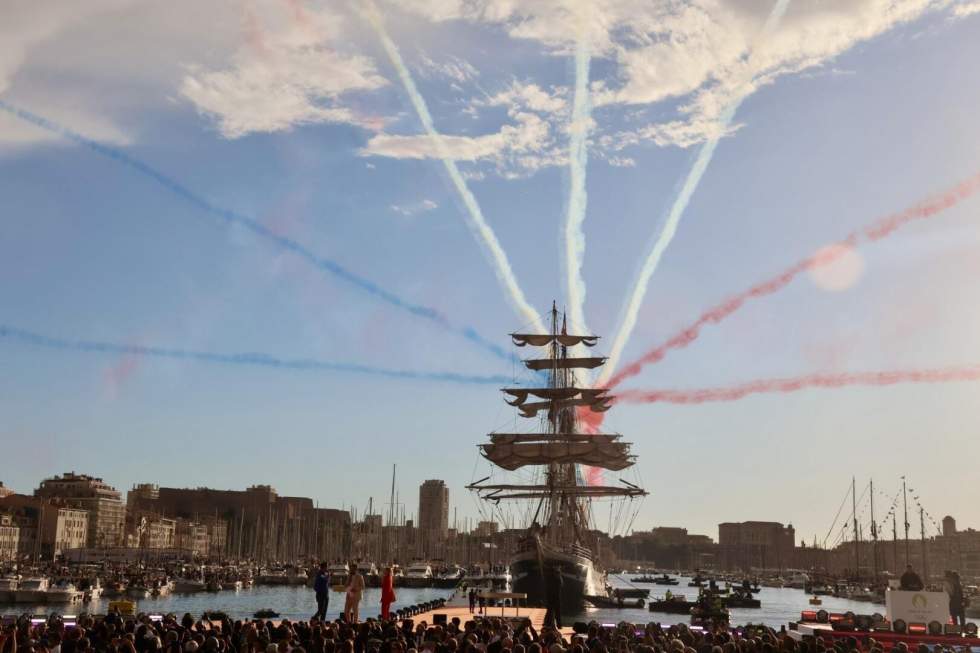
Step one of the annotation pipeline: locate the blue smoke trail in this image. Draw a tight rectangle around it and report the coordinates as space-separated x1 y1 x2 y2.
0 324 510 385
0 100 511 364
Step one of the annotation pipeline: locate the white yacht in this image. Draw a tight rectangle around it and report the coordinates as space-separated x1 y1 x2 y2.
785 572 809 589
403 562 433 587
0 576 19 603
78 578 103 601
14 577 50 603
46 581 81 603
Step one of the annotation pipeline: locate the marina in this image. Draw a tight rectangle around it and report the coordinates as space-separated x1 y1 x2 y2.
3 573 977 631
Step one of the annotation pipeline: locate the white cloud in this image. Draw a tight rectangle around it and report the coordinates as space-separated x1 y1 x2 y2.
480 80 567 114
606 156 636 168
597 0 956 148
390 198 439 216
417 53 479 83
180 7 388 138
951 0 980 16
389 0 961 152
362 79 568 177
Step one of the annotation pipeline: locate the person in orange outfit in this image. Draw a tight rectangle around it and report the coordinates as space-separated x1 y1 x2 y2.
381 566 397 620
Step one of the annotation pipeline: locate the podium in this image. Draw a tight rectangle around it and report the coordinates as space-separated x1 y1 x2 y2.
885 589 949 624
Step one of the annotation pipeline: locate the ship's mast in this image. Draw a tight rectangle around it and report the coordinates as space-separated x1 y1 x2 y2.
468 302 646 536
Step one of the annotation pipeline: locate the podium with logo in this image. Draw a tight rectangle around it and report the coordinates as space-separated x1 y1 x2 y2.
885 589 949 624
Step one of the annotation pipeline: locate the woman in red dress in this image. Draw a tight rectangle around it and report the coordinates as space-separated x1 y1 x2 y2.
381 566 397 620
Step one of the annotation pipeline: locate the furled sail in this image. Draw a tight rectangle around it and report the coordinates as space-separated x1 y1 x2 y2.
479 440 634 471
488 433 621 445
467 480 646 500
511 333 599 348
523 357 606 371
517 395 612 418
503 387 607 406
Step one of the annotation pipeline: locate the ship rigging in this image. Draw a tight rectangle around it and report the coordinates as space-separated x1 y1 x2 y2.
468 303 646 606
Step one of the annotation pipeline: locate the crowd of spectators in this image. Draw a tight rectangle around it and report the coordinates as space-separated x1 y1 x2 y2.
1 612 975 653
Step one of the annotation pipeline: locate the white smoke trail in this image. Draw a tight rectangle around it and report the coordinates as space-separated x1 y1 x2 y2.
563 22 593 338
599 0 792 384
364 2 546 334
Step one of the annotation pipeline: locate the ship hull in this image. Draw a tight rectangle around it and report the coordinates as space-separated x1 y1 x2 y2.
510 544 605 608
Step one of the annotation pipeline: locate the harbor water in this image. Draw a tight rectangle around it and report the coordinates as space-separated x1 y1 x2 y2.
8 575 973 628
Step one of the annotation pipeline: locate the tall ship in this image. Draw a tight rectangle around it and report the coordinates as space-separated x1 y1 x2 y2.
468 303 646 607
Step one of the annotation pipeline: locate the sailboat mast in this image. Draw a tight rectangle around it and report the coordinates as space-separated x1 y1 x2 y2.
852 476 860 579
903 476 911 565
870 478 878 583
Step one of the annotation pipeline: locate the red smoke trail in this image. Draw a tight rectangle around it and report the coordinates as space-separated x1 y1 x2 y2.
616 365 980 406
608 172 980 388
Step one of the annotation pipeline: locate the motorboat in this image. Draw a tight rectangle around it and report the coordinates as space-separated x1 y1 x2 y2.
0 576 19 603
648 595 696 614
586 594 644 609
14 577 50 603
173 577 206 593
785 573 809 590
403 562 434 588
722 591 761 609
433 565 465 588
46 580 81 603
78 578 103 601
127 585 151 599
103 580 128 598
611 587 649 599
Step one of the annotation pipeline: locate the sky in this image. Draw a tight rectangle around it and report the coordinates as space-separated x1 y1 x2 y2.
1 0 980 547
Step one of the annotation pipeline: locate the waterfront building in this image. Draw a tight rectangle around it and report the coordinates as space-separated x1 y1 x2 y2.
0 495 89 559
126 510 177 550
474 520 499 537
127 483 159 508
0 515 19 560
719 521 796 571
610 526 716 569
175 519 209 558
0 482 14 499
41 504 89 557
418 479 449 557
128 483 351 561
35 472 125 548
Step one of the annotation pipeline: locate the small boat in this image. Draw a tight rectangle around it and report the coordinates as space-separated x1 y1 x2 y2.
127 586 151 599
611 587 649 599
433 566 465 589
690 604 730 625
0 576 19 603
648 596 696 614
809 596 823 606
103 580 128 598
46 581 81 603
254 609 279 619
221 580 243 591
78 578 103 601
586 595 645 609
173 578 206 593
652 574 680 585
722 593 761 609
403 562 434 588
14 577 49 603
